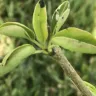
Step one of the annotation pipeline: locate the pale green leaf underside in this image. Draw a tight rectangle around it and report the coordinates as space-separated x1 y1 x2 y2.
55 27 96 45
0 22 35 40
0 44 36 77
52 1 70 34
52 37 96 54
84 81 96 96
32 0 48 43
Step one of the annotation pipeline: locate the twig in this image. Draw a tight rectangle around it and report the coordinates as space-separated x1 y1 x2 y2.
51 46 93 96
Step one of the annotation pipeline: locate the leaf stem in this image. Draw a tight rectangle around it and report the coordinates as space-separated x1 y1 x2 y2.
35 50 48 54
51 46 93 96
31 40 43 49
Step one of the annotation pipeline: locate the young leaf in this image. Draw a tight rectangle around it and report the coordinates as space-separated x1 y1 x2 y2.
0 44 36 77
51 1 70 34
55 27 96 45
32 0 48 44
0 22 35 40
52 37 96 54
84 81 96 96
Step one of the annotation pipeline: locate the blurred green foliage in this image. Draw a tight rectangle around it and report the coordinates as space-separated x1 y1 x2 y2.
0 0 96 96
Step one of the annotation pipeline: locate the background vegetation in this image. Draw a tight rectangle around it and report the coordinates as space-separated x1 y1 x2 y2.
0 0 96 96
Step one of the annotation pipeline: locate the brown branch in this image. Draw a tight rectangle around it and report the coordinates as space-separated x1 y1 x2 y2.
51 46 93 96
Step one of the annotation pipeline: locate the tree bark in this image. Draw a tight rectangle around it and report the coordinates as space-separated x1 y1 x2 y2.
51 46 93 96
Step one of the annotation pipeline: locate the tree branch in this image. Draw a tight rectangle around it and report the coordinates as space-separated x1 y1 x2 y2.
51 46 93 96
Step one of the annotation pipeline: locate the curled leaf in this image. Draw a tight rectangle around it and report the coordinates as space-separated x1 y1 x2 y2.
32 0 48 44
52 37 96 54
52 1 70 34
0 22 35 40
0 44 36 77
55 27 96 45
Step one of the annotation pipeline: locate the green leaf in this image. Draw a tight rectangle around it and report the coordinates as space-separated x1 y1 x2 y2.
55 27 96 45
32 0 48 44
84 81 96 96
51 1 70 34
0 22 35 40
92 27 96 39
52 37 96 54
0 44 36 77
